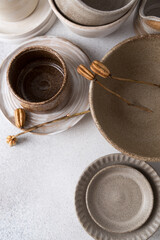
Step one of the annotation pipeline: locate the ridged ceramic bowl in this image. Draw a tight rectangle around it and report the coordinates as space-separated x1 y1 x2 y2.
89 35 160 161
134 0 160 34
54 0 137 26
48 0 138 38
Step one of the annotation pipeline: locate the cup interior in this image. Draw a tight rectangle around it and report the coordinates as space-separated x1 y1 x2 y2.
8 47 66 103
81 0 132 11
144 0 160 17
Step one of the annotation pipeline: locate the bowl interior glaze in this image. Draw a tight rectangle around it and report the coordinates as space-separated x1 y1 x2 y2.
90 35 160 161
8 46 66 104
81 0 132 11
144 0 160 18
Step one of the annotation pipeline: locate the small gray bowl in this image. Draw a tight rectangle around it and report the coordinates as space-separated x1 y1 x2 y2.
54 0 137 26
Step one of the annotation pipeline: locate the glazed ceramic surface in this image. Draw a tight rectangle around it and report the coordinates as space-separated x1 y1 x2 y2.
134 0 160 34
7 46 70 113
86 165 153 233
75 154 160 240
0 0 56 43
48 0 138 38
54 0 136 26
0 36 90 135
0 0 39 22
90 35 160 161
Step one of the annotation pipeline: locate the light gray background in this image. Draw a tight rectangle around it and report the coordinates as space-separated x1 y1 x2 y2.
0 13 160 240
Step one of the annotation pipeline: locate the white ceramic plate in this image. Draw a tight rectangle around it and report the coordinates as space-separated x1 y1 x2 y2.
86 165 153 233
0 0 56 43
0 36 90 135
75 154 160 240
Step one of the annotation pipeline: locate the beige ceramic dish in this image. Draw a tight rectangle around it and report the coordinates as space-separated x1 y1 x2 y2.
0 36 90 134
134 0 160 34
86 165 153 233
54 0 136 26
75 153 160 240
0 0 56 43
89 35 160 161
0 0 39 22
48 0 138 38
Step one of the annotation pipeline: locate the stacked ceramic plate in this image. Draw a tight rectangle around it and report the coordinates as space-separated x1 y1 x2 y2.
48 0 139 38
75 154 160 240
0 0 56 43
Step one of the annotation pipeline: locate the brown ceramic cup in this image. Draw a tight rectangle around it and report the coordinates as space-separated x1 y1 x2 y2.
7 46 71 112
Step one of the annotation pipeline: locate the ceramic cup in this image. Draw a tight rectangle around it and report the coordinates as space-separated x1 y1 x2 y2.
0 0 39 22
134 0 160 34
7 46 71 113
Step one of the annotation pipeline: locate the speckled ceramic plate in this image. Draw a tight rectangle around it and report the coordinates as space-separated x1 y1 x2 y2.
0 0 56 43
86 165 153 233
75 154 160 240
0 36 90 135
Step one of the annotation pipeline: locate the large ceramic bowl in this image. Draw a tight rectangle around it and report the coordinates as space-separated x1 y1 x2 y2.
48 0 138 38
54 0 137 26
134 0 160 34
89 35 160 161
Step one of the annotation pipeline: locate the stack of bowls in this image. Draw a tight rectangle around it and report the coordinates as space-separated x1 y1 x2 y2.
48 0 138 38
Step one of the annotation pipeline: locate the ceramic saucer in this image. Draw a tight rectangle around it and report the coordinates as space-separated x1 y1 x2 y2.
0 36 90 135
86 165 153 233
75 154 160 240
0 0 56 43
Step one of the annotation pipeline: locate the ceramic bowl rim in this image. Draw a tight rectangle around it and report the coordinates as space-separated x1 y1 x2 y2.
85 164 154 233
48 0 138 29
73 0 136 15
7 45 68 106
89 34 160 162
